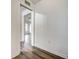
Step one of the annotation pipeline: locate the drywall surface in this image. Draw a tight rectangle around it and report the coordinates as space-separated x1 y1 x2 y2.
35 12 48 47
11 0 34 58
11 0 20 58
35 0 68 59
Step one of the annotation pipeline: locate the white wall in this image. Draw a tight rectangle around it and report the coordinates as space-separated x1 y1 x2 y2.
35 12 48 47
11 0 20 58
35 0 68 58
11 0 34 58
21 12 24 42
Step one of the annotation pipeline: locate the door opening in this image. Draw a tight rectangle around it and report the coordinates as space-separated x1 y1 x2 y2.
20 5 33 52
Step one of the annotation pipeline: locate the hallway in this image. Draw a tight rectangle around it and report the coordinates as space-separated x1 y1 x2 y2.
11 0 68 59
13 47 64 59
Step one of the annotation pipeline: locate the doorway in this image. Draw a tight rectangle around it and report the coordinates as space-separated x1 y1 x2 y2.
20 5 33 52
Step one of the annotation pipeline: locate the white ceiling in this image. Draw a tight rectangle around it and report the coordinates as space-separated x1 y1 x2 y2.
30 0 41 4
35 0 67 15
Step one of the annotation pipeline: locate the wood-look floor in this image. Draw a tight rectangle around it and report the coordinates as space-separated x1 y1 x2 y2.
13 47 64 59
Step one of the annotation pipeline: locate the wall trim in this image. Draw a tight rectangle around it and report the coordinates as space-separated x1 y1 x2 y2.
20 3 32 11
33 46 65 59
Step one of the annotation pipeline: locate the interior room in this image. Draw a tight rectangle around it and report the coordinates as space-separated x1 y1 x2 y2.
11 0 68 59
